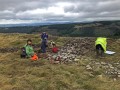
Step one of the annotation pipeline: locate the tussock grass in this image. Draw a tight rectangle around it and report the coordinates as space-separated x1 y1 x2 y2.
1 52 120 90
0 33 41 48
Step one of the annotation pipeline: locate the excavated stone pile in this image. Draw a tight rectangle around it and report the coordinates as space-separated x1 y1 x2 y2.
62 38 94 55
48 37 95 63
86 61 120 78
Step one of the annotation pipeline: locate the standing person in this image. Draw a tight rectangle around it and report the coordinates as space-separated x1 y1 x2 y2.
24 39 38 61
40 32 49 58
41 39 48 53
95 37 107 57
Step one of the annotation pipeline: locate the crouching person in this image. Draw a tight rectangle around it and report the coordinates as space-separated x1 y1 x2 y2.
21 39 38 61
95 37 107 57
50 43 61 64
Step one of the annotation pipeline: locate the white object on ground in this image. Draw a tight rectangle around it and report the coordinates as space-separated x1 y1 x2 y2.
105 51 116 55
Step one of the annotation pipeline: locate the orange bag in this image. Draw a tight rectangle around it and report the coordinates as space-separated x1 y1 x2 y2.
31 54 38 61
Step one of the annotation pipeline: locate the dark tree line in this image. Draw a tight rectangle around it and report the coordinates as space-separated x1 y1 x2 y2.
0 21 120 37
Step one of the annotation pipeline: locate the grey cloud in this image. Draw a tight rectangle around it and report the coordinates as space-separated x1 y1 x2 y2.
64 0 120 20
64 0 120 13
0 0 120 24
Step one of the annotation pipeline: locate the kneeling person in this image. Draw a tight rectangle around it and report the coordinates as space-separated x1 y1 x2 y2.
22 39 38 60
95 37 107 57
50 43 61 64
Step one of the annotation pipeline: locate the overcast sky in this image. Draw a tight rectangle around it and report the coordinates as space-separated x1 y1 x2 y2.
0 0 120 24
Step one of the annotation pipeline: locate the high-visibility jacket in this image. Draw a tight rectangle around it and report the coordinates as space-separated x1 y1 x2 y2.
95 37 107 52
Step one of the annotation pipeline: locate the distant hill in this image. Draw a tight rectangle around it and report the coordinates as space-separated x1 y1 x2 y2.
32 20 120 37
0 20 120 37
0 22 72 27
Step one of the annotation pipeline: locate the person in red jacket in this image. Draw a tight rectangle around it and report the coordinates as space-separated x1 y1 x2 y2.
50 43 61 64
52 43 59 53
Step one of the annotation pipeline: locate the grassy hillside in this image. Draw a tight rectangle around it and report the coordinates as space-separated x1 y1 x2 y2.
0 34 120 90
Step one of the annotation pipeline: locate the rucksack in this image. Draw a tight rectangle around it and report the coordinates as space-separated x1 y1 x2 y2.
20 47 27 58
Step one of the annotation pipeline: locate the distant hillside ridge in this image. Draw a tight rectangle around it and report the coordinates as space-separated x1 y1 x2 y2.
0 20 120 37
